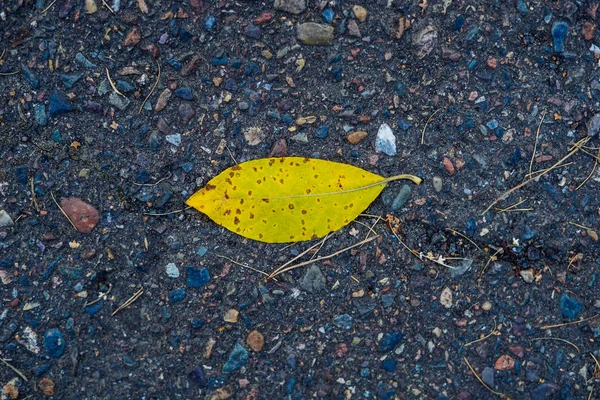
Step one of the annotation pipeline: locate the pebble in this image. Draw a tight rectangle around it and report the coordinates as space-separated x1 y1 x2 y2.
223 309 239 323
38 377 55 396
59 197 100 233
169 288 186 303
552 22 568 53
587 114 600 137
379 331 403 352
33 104 47 126
60 73 82 88
520 269 534 283
244 126 265 146
108 92 130 111
432 176 443 192
442 157 455 175
482 301 492 311
322 8 334 24
22 66 39 88
333 314 353 329
296 23 334 45
165 263 180 278
391 184 411 210
166 134 181 146
116 80 134 93
347 20 361 37
0 210 14 227
375 123 397 156
494 354 515 370
75 52 96 68
178 103 195 124
530 383 560 400
352 5 368 22
222 343 249 373
185 266 210 287
246 330 264 352
346 131 367 144
481 367 494 387
315 125 328 138
49 93 73 117
204 15 216 30
175 87 193 100
300 265 326 292
381 358 397 372
155 89 172 111
43 328 65 358
245 24 262 40
84 0 97 14
274 0 306 15
560 293 582 319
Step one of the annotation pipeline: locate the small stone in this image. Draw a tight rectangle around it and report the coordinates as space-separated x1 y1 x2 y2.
530 383 560 400
43 328 65 358
204 15 215 30
181 54 203 77
347 19 361 37
84 0 97 13
108 92 130 110
22 66 39 88
300 265 326 292
175 87 193 100
49 93 73 117
33 104 47 126
2 379 19 400
442 157 455 175
169 288 186 303
0 210 14 227
315 125 328 138
352 5 368 22
333 314 353 329
296 23 334 45
587 114 600 137
375 123 396 155
244 126 265 145
38 377 55 396
582 22 595 41
223 309 239 323
432 176 443 192
481 367 494 387
75 53 97 69
274 0 306 15
322 8 334 24
116 80 134 93
59 198 100 233
551 21 568 53
166 134 181 146
346 131 367 144
155 89 172 111
494 354 515 371
124 27 141 46
245 24 262 40
290 132 308 143
185 266 210 287
560 293 583 319
482 301 492 311
391 184 411 210
246 330 264 352
166 263 180 278
440 287 453 308
178 103 195 124
381 358 397 372
520 269 535 283
269 139 287 157
379 331 403 352
223 343 249 373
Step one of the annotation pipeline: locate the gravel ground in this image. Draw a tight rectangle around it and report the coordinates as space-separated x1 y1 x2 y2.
1 0 600 399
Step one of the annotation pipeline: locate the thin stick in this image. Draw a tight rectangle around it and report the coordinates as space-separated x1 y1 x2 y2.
421 108 441 145
41 0 57 13
106 68 124 97
225 144 238 165
271 240 324 277
590 353 600 380
143 206 191 216
530 337 580 353
268 235 379 280
217 255 274 279
309 233 330 261
392 229 456 269
0 358 28 381
84 284 112 307
50 191 78 231
0 71 20 76
100 0 115 13
540 314 599 329
464 318 497 347
463 357 505 397
138 61 160 114
132 172 171 186
494 208 533 213
0 49 5 61
112 288 144 316
576 147 599 190
589 387 594 400
363 215 381 242
30 177 40 212
445 228 482 251
478 248 503 283
527 109 546 177
482 136 590 215
527 161 575 177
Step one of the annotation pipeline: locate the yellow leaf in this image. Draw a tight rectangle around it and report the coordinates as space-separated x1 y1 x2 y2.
186 157 421 243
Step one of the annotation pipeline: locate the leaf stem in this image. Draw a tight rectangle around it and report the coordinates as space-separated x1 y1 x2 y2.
384 174 422 185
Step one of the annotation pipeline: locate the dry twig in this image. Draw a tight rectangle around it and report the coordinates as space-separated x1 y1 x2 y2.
41 0 57 13
464 357 505 397
138 61 160 114
421 108 441 145
106 68 124 97
527 108 547 177
530 337 580 353
540 314 599 330
464 318 498 347
0 358 28 381
50 191 77 231
112 288 144 316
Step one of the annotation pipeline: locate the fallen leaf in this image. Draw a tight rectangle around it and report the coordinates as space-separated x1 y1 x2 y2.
186 157 421 243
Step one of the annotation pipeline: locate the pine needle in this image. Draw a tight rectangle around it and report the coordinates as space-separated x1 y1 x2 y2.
463 357 505 397
138 61 160 114
530 337 580 353
106 68 125 97
112 288 144 316
527 108 546 177
50 191 77 231
540 314 599 329
0 358 28 381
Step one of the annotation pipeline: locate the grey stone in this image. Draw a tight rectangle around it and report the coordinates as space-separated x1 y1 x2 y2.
392 184 411 210
274 0 306 15
300 265 326 292
108 92 130 110
0 210 14 227
297 23 334 45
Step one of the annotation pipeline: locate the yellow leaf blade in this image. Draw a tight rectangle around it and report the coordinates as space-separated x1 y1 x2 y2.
186 157 419 243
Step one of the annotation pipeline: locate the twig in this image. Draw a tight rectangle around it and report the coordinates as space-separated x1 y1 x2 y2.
112 288 144 316
84 284 112 307
540 314 599 329
590 353 600 380
530 337 580 353
100 0 115 13
30 177 40 212
138 61 160 114
267 235 378 280
0 358 28 381
270 239 325 278
217 255 275 279
481 136 590 215
225 144 238 165
463 357 505 397
132 172 171 186
391 229 457 269
527 108 546 177
50 191 78 231
310 233 330 261
143 206 191 216
464 318 497 347
445 228 482 252
421 108 441 145
527 161 575 177
478 248 503 283
41 0 57 14
106 68 125 97
576 147 599 190
0 49 5 61
0 71 20 76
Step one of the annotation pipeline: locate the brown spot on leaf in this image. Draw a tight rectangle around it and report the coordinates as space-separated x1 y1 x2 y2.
236 209 241 215
288 204 295 209
262 198 269 203
301 210 307 214
231 165 242 171
205 184 216 190
248 190 252 196
249 213 254 219
234 217 240 225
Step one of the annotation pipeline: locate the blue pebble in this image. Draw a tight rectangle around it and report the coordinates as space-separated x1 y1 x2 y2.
75 52 97 69
123 356 137 367
379 331 403 352
22 66 40 88
175 87 193 100
149 132 162 151
315 125 329 139
560 294 582 319
44 328 65 358
486 120 499 130
331 66 342 81
361 368 370 377
380 390 397 400
49 93 73 117
333 314 353 329
465 217 477 236
224 78 238 92
285 378 296 394
34 104 48 126
505 148 521 166
167 59 182 70
85 299 103 316
244 62 260 76
282 114 293 125
14 166 29 185
397 119 412 130
185 266 210 287
34 363 51 376
322 8 334 23
230 59 242 69
222 343 249 373
396 82 407 96
191 318 205 329
181 162 194 173
205 15 216 30
287 354 297 369
60 73 82 89
136 170 151 184
523 225 536 241
197 246 208 257
188 365 207 388
381 358 397 372
329 54 342 64
180 28 192 42
170 288 186 303
116 80 135 93
552 21 568 53
453 16 465 30
516 0 528 14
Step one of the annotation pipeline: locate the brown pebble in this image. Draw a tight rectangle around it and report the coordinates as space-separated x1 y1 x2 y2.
59 198 100 233
582 22 595 41
181 54 203 77
487 56 497 69
123 27 141 46
494 354 515 370
246 330 264 352
346 131 368 144
442 157 455 175
509 345 525 358
155 88 172 112
268 139 288 157
39 378 55 396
